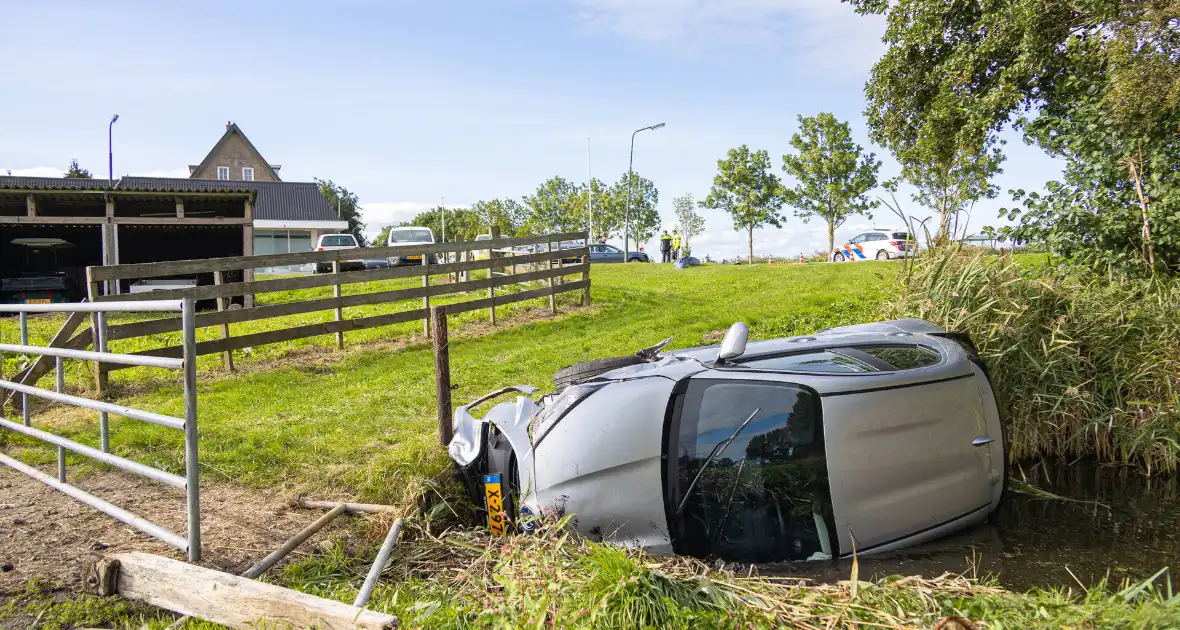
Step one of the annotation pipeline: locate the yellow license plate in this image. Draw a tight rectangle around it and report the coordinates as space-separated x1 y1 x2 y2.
483 474 507 535
408 255 422 260
25 298 51 304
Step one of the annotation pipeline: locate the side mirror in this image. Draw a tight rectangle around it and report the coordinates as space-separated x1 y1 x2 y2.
717 322 748 363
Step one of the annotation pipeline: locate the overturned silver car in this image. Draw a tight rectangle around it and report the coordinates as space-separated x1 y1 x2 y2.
449 319 1007 563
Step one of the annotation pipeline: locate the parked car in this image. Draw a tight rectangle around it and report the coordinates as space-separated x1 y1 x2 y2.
0 238 80 304
831 230 913 262
448 319 1006 563
362 258 391 270
314 233 365 273
386 227 438 266
588 243 650 263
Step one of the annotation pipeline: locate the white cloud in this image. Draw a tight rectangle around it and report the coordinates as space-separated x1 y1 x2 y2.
1 166 63 178
571 0 885 73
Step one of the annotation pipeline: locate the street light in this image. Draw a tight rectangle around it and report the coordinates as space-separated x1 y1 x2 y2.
624 122 665 262
108 114 119 182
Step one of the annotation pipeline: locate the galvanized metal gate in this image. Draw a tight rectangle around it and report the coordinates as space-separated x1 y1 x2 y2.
0 299 202 561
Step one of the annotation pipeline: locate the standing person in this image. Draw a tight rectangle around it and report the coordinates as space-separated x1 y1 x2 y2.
672 229 682 261
659 230 673 263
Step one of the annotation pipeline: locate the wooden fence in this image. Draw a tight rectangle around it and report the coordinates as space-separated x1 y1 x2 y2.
81 232 590 390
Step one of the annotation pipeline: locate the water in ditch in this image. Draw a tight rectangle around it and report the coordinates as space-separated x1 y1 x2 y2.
758 460 1180 592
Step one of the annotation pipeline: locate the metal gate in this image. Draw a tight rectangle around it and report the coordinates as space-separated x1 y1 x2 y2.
0 299 201 561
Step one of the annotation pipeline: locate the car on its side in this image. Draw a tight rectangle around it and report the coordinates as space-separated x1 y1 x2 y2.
588 243 649 263
387 227 438 266
314 233 365 273
831 230 913 262
448 319 1006 564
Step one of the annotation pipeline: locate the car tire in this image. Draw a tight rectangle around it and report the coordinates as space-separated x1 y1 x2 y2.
876 250 889 261
554 355 647 389
628 257 643 263
832 252 846 263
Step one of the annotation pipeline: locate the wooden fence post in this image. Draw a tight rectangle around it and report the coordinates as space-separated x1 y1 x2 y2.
214 271 234 370
85 274 108 396
422 253 431 338
583 253 591 306
332 261 344 350
488 226 500 325
431 306 452 446
548 239 557 315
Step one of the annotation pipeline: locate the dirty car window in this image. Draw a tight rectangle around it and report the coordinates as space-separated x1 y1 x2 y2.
670 381 833 563
740 350 875 373
858 345 940 370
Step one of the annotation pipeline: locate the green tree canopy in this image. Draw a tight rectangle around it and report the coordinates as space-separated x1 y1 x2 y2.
618 171 659 253
522 176 583 235
470 198 527 237
704 145 783 263
315 178 367 246
781 113 881 255
63 159 92 179
672 193 705 254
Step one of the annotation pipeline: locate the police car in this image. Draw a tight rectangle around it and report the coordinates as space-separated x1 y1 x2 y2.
831 229 912 262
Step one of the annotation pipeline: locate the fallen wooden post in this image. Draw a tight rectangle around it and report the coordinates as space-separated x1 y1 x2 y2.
298 498 401 514
82 551 399 630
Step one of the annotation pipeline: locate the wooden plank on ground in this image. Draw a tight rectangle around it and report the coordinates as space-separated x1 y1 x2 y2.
95 248 585 304
88 232 588 281
81 551 398 630
104 263 589 341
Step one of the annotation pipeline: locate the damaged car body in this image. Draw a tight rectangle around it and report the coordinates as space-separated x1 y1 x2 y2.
448 319 1007 564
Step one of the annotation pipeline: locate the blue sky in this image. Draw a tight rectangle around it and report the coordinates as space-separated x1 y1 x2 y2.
0 0 1063 258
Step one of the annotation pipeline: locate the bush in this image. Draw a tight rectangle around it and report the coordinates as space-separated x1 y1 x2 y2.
886 247 1180 473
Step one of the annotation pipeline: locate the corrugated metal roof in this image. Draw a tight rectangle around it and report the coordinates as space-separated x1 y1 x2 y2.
0 176 338 222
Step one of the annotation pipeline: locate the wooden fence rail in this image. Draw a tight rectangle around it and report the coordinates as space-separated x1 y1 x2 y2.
83 232 590 387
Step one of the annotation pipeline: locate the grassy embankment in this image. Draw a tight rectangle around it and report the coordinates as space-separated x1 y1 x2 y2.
4 259 1178 629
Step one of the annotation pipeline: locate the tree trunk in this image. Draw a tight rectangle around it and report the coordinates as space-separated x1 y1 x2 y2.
1127 143 1156 269
827 222 835 261
747 226 754 264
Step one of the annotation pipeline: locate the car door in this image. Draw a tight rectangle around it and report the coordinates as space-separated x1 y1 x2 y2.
844 234 869 261
601 245 624 263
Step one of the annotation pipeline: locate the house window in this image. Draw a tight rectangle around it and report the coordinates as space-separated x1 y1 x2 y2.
216 166 229 180
242 167 254 181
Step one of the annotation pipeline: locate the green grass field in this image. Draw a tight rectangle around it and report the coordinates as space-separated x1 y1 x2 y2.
5 259 1178 629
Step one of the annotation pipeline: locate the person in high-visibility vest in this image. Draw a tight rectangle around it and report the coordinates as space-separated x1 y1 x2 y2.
671 230 682 261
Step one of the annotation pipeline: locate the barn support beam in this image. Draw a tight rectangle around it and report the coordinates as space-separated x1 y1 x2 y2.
175 197 184 219
26 194 36 217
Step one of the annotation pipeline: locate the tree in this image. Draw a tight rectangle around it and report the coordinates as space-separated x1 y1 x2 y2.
63 159 92 179
315 178 367 246
470 198 527 237
845 0 1179 253
570 178 620 241
616 171 659 252
373 224 394 247
522 176 582 235
401 207 482 243
704 145 783 263
781 113 881 256
671 193 705 254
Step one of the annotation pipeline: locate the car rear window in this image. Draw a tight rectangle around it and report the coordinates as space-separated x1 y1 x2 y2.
891 232 912 241
737 344 941 373
389 229 433 243
321 235 356 247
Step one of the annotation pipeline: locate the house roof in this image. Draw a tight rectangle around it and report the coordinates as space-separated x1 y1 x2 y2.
188 122 282 182
0 176 338 222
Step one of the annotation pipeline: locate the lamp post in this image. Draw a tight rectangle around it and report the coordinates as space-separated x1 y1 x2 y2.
108 114 119 182
624 122 665 262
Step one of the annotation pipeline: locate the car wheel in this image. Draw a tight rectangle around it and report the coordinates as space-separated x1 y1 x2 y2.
832 252 846 263
628 257 643 263
554 355 647 389
876 250 889 261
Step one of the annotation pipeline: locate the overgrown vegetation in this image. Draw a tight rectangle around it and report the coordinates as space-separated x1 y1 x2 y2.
888 247 1180 473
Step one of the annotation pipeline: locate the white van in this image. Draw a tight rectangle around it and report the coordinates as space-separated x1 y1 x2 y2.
386 226 437 266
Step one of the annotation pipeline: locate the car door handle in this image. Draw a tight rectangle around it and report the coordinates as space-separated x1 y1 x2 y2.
972 436 995 447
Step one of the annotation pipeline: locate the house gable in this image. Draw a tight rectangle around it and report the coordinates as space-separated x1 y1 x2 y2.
189 122 282 182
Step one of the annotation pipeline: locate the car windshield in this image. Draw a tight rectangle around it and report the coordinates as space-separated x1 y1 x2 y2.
320 235 356 247
389 229 433 243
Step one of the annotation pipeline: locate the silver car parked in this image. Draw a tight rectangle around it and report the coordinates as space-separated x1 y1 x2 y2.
449 319 1006 563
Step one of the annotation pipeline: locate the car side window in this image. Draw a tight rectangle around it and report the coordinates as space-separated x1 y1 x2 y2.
736 344 942 373
589 245 603 253
867 232 889 241
667 380 835 563
848 234 866 244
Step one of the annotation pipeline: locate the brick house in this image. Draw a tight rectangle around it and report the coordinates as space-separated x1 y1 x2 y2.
189 122 346 272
